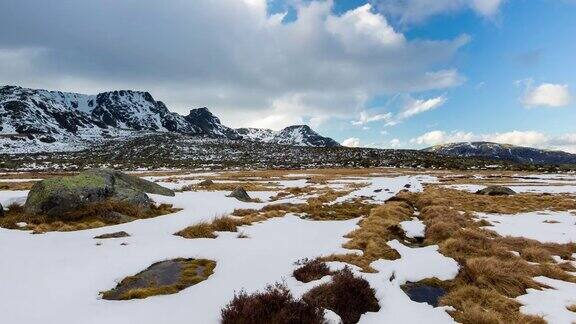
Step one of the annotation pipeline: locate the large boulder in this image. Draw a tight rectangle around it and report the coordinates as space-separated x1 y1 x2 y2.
227 186 253 202
475 185 516 196
25 169 175 217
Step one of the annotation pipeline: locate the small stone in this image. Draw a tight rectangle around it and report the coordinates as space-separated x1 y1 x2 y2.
94 231 131 239
198 179 214 186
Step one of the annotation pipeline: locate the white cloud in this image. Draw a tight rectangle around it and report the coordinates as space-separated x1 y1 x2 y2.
410 130 576 153
352 94 446 128
342 137 361 147
0 1 467 128
521 82 572 108
389 138 402 148
398 95 447 119
376 0 504 24
352 111 393 125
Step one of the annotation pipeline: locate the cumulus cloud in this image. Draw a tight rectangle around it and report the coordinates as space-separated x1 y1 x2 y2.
520 82 572 108
0 0 467 128
342 137 361 147
376 0 504 24
410 130 576 153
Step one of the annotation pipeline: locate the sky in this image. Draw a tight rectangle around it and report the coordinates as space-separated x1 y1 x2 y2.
0 0 575 152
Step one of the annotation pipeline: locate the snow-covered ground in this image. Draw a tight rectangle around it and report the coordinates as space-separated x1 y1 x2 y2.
477 211 576 244
1 171 575 324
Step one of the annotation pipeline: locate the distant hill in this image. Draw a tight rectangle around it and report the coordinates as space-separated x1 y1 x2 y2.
424 141 576 165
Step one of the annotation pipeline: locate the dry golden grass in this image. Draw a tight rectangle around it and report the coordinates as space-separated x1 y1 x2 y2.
441 285 545 324
321 201 414 272
175 216 247 239
0 201 177 233
175 222 217 239
413 186 576 214
393 187 576 323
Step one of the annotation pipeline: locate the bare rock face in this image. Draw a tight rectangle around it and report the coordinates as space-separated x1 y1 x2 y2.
24 169 175 217
227 186 253 202
475 185 516 196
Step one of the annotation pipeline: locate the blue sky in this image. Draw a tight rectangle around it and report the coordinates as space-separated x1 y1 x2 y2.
0 0 574 151
310 0 576 151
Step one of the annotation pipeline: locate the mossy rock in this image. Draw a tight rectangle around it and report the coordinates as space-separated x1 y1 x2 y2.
25 169 175 217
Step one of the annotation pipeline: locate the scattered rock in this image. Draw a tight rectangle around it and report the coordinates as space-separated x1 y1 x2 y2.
475 185 516 196
198 179 214 186
94 231 130 239
227 186 253 202
120 242 129 246
101 258 216 300
24 169 175 217
373 189 383 193
401 282 446 307
0 203 3 217
404 184 412 188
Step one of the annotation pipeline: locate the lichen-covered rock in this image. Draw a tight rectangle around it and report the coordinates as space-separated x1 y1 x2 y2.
476 185 516 196
24 169 174 217
227 186 252 202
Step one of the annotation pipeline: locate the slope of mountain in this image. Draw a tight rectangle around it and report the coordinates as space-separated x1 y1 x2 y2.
237 125 340 147
0 85 339 153
425 142 576 165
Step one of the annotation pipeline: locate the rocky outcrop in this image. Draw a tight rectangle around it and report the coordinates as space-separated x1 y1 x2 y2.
227 186 253 202
24 169 174 217
475 185 516 196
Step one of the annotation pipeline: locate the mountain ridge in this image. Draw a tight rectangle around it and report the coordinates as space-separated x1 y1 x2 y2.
424 141 576 165
0 85 339 153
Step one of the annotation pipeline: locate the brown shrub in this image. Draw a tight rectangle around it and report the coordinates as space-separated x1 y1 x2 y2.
220 283 325 324
293 259 331 283
303 267 380 324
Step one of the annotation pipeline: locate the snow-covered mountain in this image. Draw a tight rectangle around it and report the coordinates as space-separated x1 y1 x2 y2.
425 141 576 165
0 85 339 153
237 125 340 147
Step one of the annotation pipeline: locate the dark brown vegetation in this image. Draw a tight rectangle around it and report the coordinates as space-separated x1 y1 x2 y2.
220 283 325 324
101 258 216 300
0 201 177 233
303 267 380 324
293 259 332 283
